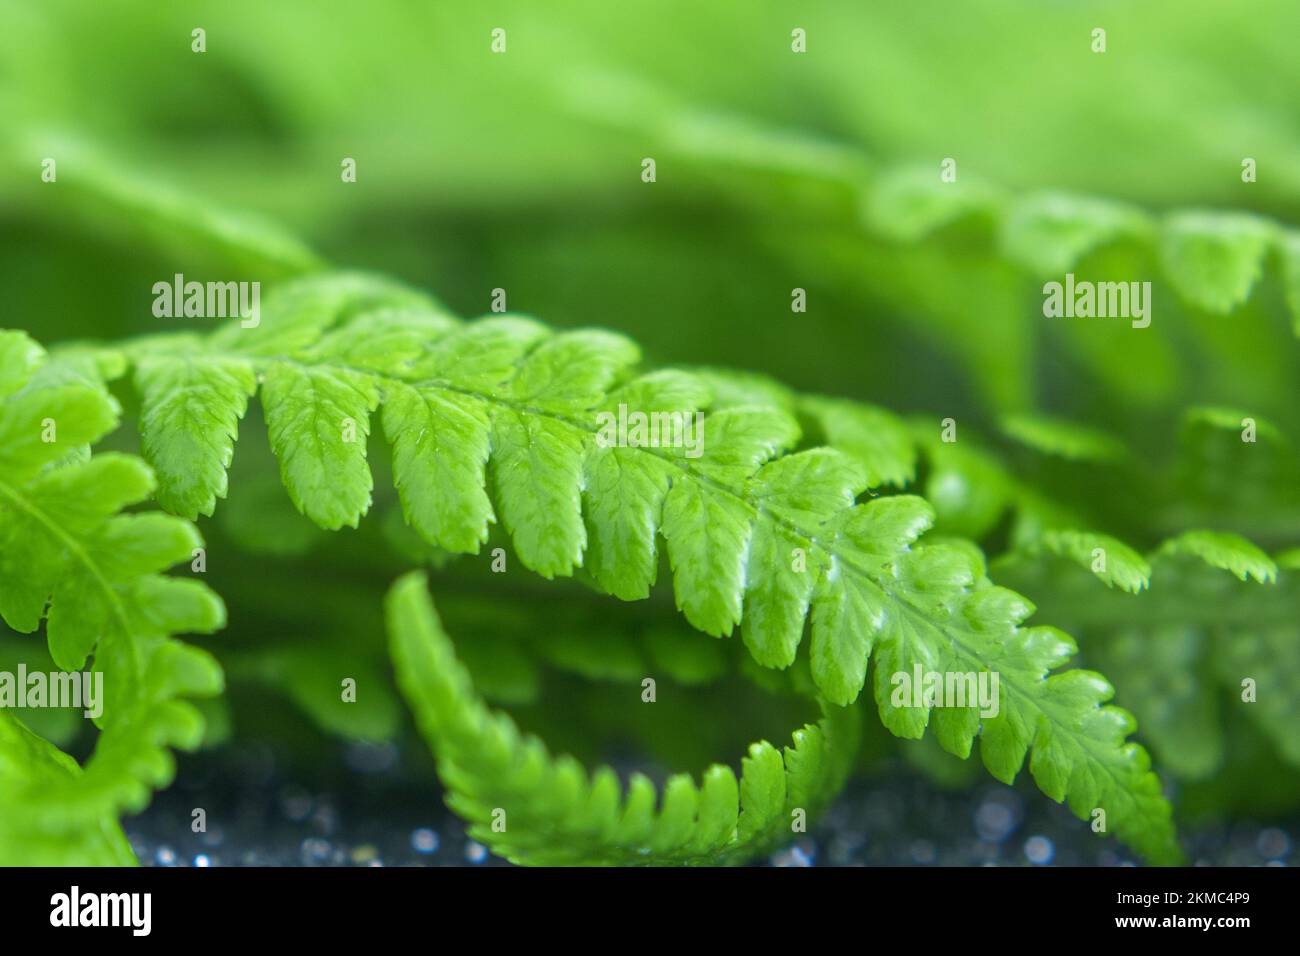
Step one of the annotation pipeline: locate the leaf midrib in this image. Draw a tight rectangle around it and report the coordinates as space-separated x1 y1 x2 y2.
0 476 141 676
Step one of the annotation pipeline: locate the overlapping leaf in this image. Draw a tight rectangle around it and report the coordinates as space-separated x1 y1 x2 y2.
387 572 859 865
0 330 224 864
998 532 1299 780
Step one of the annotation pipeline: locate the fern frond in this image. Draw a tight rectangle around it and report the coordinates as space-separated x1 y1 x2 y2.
871 178 1291 319
0 714 137 865
998 531 1298 780
1018 531 1151 595
1157 531 1277 584
0 330 225 863
101 274 1179 862
572 84 1300 326
386 572 859 865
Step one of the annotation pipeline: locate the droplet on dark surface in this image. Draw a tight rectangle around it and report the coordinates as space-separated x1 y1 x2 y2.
279 786 313 822
1024 835 1054 865
345 741 399 774
1257 827 1290 860
300 837 332 865
411 828 440 855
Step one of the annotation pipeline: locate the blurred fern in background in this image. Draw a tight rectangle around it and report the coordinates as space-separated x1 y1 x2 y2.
1 0 1298 864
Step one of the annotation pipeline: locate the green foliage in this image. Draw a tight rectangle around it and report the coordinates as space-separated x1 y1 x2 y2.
998 533 1299 781
1158 213 1276 315
668 105 1300 328
387 571 859 865
8 3 1298 866
135 353 258 518
0 332 224 864
1018 531 1151 595
49 271 1180 863
590 81 1300 424
999 414 1126 465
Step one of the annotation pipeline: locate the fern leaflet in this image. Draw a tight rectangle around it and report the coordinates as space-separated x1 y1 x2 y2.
998 531 1299 779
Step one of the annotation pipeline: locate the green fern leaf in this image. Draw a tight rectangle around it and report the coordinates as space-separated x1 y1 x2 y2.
1157 530 1277 583
584 370 710 599
863 166 1001 242
999 193 1153 277
135 352 257 518
799 395 917 487
386 572 860 865
591 88 1300 337
1016 530 1151 594
0 330 224 862
1000 532 1298 779
1158 212 1276 314
109 273 1179 862
0 714 137 865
